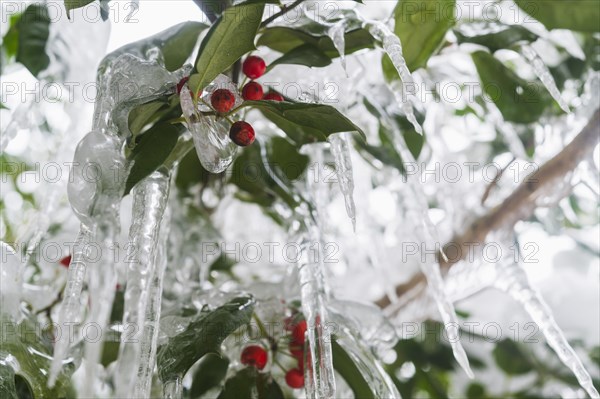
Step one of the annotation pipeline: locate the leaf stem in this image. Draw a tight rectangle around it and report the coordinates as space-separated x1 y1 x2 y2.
260 0 306 28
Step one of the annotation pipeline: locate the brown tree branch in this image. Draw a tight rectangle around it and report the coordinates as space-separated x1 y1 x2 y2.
376 109 600 309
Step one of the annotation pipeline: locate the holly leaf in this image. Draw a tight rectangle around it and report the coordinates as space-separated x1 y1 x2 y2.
124 122 184 195
318 28 375 57
127 100 169 136
454 22 539 52
2 12 22 61
16 4 51 77
268 44 332 70
217 367 284 399
267 137 309 181
385 0 456 74
190 354 230 399
64 0 96 15
514 0 600 33
242 100 365 145
157 296 255 382
332 338 375 399
471 51 550 124
492 339 534 375
190 3 265 94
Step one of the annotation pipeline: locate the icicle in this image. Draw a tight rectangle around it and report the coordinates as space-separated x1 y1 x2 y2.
365 21 423 134
180 84 237 173
328 133 357 230
495 261 599 399
163 377 183 399
0 103 34 153
328 20 348 76
0 242 23 321
520 44 570 114
114 170 171 398
48 225 92 386
297 144 336 399
134 204 171 398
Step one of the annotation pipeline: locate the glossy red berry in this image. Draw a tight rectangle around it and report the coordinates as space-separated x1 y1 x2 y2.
263 92 284 102
240 345 268 370
292 320 307 345
285 368 304 389
289 340 303 358
229 121 255 147
243 56 267 79
211 89 236 113
242 81 264 101
59 255 71 268
176 76 189 95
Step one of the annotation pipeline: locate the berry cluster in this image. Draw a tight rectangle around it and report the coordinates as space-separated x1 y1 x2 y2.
239 313 307 389
178 55 285 148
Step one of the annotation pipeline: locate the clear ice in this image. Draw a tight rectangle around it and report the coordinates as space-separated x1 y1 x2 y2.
328 133 357 230
328 20 348 76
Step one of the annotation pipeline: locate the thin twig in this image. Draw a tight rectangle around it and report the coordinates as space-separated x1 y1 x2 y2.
260 0 306 28
376 109 600 309
481 156 516 206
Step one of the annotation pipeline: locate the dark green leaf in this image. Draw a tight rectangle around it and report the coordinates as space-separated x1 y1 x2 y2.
332 338 375 399
124 122 183 195
16 4 51 77
466 382 486 399
217 368 284 399
157 296 255 382
128 100 168 136
492 339 534 375
318 28 376 57
471 51 550 124
64 0 96 15
0 102 8 110
268 44 332 70
388 0 456 73
590 346 600 367
266 137 309 181
514 0 600 32
190 354 230 398
175 149 211 191
100 335 120 367
454 22 538 52
190 3 265 94
242 100 365 145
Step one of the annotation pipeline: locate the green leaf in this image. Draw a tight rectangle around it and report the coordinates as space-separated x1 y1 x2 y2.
157 296 255 382
257 27 374 58
242 100 365 145
128 100 168 136
190 354 230 399
389 0 456 73
268 44 332 70
175 149 211 191
64 0 96 15
190 3 265 94
124 123 183 195
332 338 375 399
217 368 284 399
514 0 600 32
2 12 22 60
0 102 8 110
492 339 534 375
471 51 550 124
466 382 486 399
16 4 51 77
454 22 538 52
161 22 209 72
266 137 309 181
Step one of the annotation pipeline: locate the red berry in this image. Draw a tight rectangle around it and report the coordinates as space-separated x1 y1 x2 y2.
285 368 304 389
176 76 189 95
211 89 236 113
289 341 303 359
229 121 255 147
240 345 268 370
242 81 264 101
263 92 284 102
59 255 71 268
292 320 307 345
243 56 267 79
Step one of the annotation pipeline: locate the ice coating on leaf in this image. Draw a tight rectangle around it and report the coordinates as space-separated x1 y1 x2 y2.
180 85 237 173
520 44 570 114
328 20 348 76
329 133 357 230
495 260 599 399
115 170 170 398
135 206 170 398
366 21 423 134
197 74 243 112
48 225 92 386
0 242 22 321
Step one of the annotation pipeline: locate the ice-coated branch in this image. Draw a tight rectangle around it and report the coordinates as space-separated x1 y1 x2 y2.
376 108 600 308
